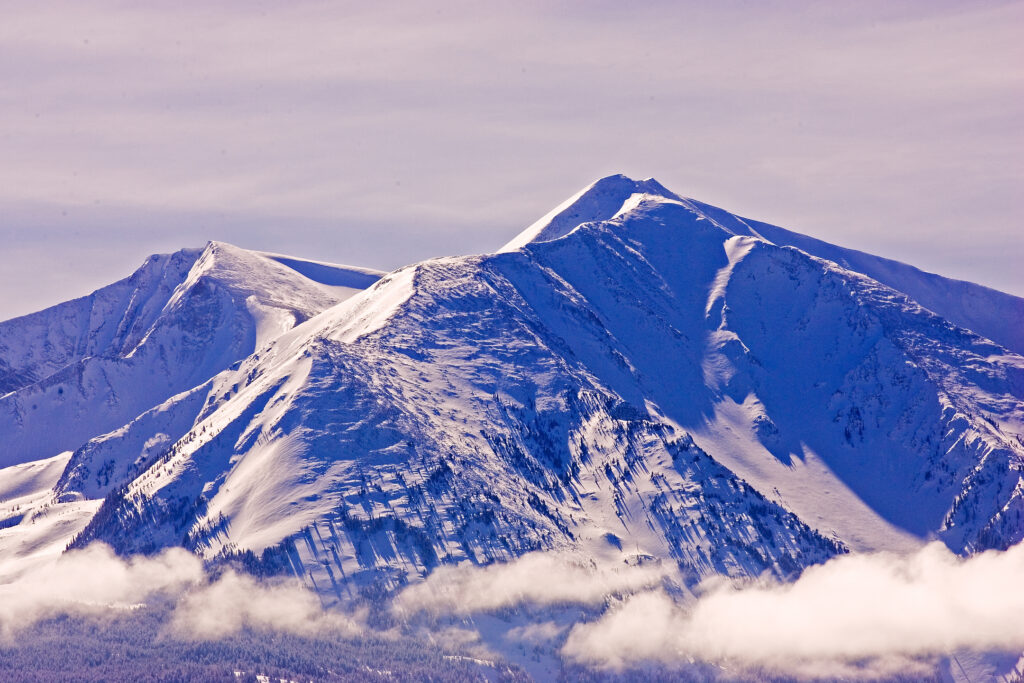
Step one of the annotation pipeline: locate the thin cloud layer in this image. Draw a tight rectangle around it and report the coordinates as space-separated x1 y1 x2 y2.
563 541 1024 675
393 551 670 616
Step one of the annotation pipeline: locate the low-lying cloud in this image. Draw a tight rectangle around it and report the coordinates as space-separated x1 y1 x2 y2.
0 543 362 641
563 541 1024 676
0 543 203 638
170 570 362 640
392 551 670 616
8 540 1024 678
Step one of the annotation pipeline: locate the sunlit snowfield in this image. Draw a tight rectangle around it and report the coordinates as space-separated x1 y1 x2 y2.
2 174 1024 681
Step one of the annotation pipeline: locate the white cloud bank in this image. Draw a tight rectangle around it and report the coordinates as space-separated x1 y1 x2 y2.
8 540 1024 678
392 551 669 616
170 570 362 640
563 541 1024 676
0 543 203 638
0 543 361 640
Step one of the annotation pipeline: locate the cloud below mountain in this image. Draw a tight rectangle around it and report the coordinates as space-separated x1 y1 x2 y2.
0 544 203 638
563 541 1024 676
392 551 670 616
6 540 1024 677
169 570 363 640
0 543 362 640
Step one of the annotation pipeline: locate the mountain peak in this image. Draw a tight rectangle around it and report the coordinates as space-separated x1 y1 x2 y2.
499 174 680 252
498 175 1024 359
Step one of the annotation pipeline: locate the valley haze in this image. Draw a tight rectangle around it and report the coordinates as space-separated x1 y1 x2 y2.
1 174 1023 681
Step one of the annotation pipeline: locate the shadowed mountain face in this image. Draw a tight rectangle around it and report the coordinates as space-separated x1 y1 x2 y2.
2 176 1023 598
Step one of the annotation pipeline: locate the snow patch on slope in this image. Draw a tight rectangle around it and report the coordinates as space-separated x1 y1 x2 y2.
203 432 340 554
0 452 101 581
324 266 418 344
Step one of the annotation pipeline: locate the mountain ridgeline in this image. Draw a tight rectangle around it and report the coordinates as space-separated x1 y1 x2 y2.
2 175 1022 601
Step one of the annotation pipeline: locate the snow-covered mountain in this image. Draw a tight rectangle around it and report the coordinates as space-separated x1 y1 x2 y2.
2 176 1023 601
0 243 382 573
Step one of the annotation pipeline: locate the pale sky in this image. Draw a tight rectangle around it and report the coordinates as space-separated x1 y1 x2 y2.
1 1 1021 321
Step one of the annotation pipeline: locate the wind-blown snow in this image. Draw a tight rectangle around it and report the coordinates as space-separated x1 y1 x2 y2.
257 251 384 290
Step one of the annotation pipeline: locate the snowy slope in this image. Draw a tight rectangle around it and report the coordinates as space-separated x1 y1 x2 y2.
498 175 682 252
70 260 842 592
0 248 202 396
684 197 1024 357
0 244 383 397
503 186 1024 553
48 176 1021 605
0 244 383 573
0 175 1021 623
